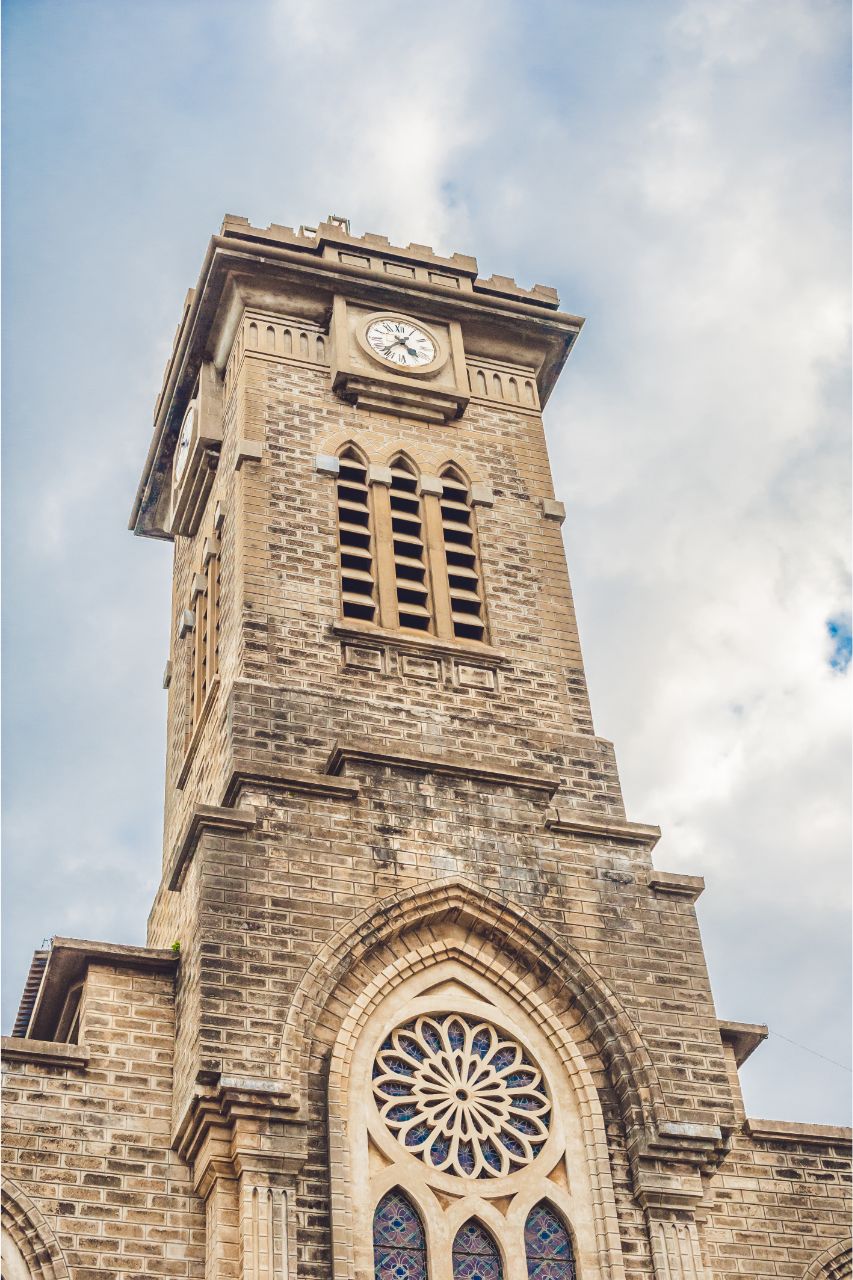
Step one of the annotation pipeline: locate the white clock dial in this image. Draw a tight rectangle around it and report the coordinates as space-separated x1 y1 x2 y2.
366 318 436 368
175 405 194 483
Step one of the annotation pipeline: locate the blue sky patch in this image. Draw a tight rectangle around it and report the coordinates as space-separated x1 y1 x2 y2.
826 614 852 674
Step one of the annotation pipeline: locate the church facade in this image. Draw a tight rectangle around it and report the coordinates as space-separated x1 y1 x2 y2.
2 216 850 1280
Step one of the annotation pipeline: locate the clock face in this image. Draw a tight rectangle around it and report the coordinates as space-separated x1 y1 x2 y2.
175 405 194 484
366 317 436 368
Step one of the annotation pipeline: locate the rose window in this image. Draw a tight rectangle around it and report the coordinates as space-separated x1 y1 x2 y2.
372 1012 551 1178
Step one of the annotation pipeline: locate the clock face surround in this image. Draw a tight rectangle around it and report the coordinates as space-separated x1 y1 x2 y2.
365 316 438 370
175 405 194 484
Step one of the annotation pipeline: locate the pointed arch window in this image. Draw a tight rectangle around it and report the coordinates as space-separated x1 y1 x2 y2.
524 1202 576 1279
373 1189 429 1280
333 447 488 643
337 447 378 623
438 466 486 642
389 455 433 632
452 1220 503 1280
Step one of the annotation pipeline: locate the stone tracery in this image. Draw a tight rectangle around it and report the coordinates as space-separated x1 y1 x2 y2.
372 1012 551 1179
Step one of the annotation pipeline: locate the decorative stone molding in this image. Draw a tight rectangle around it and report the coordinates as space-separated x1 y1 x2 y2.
174 1079 304 1280
542 497 567 523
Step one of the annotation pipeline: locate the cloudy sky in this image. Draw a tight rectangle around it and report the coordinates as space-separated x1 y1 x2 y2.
2 0 850 1124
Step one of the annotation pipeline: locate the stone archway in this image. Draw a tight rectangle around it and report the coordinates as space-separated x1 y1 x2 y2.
0 1181 69 1280
803 1238 853 1280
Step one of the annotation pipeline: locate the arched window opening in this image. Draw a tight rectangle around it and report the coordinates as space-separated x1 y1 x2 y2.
452 1220 503 1280
525 1202 576 1279
373 1189 429 1280
439 467 486 642
389 456 432 632
337 447 377 623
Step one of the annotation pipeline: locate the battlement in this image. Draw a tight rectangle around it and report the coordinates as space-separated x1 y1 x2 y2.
219 213 561 308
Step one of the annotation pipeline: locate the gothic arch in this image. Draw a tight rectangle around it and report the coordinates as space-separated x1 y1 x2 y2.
279 876 663 1137
1 1180 69 1280
385 448 421 474
324 945 626 1280
337 439 370 465
803 1238 853 1280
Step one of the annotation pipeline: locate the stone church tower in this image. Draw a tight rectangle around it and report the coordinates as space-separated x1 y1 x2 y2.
2 216 850 1280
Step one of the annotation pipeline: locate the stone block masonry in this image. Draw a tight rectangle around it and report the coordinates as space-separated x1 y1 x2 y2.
4 215 849 1279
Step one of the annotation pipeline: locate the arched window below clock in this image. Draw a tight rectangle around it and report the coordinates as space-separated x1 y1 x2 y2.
388 454 433 632
524 1201 577 1279
336 445 378 624
373 1188 429 1280
452 1219 503 1280
437 464 486 642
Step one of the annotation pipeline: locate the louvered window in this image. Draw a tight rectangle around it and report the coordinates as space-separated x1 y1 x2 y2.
184 531 222 752
439 466 486 641
337 448 377 623
389 457 432 632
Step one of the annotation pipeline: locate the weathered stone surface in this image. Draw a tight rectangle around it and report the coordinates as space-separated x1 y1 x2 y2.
3 217 849 1279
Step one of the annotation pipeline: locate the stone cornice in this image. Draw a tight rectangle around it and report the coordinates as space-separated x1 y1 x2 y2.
221 756 359 807
1 1037 89 1069
167 804 256 892
326 739 559 796
21 938 178 1042
174 1076 305 1198
545 807 661 848
648 870 705 900
718 1020 768 1066
745 1117 853 1148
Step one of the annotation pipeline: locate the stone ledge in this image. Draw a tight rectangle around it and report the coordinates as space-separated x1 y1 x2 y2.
545 808 661 848
327 739 559 796
332 621 509 665
648 870 705 900
719 1019 768 1066
168 804 256 892
222 757 360 807
745 1117 853 1147
1 1037 89 1069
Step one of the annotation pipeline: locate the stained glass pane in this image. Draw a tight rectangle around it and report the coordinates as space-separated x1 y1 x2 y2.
525 1202 576 1279
374 1189 428 1280
452 1219 503 1280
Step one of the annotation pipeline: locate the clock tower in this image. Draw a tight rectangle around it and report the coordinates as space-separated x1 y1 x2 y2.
2 214 850 1280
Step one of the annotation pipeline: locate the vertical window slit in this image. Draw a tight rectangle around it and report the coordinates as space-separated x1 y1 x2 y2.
440 468 485 642
390 459 432 632
337 449 377 623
